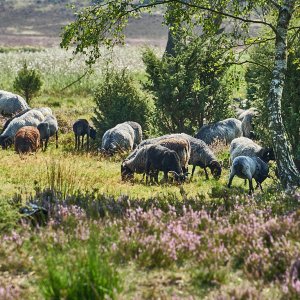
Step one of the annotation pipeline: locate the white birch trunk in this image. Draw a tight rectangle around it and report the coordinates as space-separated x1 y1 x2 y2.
267 0 300 189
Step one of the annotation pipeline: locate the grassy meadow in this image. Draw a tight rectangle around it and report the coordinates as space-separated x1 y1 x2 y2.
0 46 300 300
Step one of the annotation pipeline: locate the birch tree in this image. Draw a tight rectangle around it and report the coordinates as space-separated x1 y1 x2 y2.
61 0 300 188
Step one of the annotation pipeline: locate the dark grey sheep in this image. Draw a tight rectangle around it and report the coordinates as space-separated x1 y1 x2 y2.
73 119 96 151
37 115 59 151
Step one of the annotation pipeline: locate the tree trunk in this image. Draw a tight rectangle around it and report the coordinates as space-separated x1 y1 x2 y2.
267 0 300 189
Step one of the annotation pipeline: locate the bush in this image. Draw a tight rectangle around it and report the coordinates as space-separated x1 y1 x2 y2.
92 68 152 138
13 61 42 104
142 35 234 134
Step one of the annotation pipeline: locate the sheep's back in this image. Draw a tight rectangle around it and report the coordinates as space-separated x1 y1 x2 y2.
15 126 40 153
0 90 29 116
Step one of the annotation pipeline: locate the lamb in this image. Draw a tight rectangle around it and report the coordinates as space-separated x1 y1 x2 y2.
14 126 40 154
145 144 185 184
0 90 29 116
0 109 44 149
124 121 143 146
195 118 243 145
37 115 58 151
230 137 275 163
228 156 269 194
73 119 97 151
101 122 135 154
131 133 221 180
155 137 190 173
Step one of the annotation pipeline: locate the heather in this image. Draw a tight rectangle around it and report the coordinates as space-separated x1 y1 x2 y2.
1 181 300 298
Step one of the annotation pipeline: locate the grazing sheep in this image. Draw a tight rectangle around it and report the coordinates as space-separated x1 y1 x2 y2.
37 115 58 151
1 108 31 134
124 121 143 147
121 145 153 181
14 126 40 154
230 137 275 163
228 156 269 194
155 137 190 173
0 90 29 116
236 107 258 121
0 109 44 149
73 119 96 151
132 133 221 180
101 122 135 154
195 118 243 145
145 144 185 184
36 107 53 118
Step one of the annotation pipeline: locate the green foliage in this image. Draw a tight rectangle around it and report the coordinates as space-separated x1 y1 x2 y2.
0 198 20 232
39 231 122 300
92 68 152 138
13 61 42 104
142 36 234 134
245 40 300 156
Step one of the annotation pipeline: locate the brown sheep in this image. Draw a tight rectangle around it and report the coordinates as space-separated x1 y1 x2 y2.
15 126 40 154
155 137 191 173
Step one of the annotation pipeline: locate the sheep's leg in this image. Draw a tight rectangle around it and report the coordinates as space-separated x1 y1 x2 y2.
41 140 44 151
163 171 168 183
87 134 89 151
45 138 49 151
55 131 58 148
204 167 209 180
81 135 84 149
74 135 77 150
248 179 254 195
155 171 159 184
244 179 247 186
227 172 234 188
191 165 196 178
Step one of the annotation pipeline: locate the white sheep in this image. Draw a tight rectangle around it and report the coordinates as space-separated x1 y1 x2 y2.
101 122 135 154
230 137 274 163
0 90 29 116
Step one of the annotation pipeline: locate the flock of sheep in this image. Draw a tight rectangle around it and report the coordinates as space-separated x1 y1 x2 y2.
0 89 274 194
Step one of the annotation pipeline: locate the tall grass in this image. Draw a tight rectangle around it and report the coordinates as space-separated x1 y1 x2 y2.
0 46 163 97
39 231 122 300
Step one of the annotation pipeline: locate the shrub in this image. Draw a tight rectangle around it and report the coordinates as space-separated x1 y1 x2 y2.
93 68 152 138
142 35 234 134
13 61 42 104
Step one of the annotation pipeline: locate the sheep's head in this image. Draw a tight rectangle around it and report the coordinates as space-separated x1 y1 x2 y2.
0 135 13 149
261 148 275 162
89 127 97 139
121 161 134 181
209 160 222 179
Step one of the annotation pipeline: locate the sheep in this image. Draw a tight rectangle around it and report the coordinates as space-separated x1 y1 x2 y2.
73 119 97 151
1 108 31 134
236 107 258 121
121 145 151 181
0 109 44 149
155 137 190 173
230 137 275 163
131 133 221 180
0 90 29 116
14 126 40 154
124 121 143 147
228 156 269 194
101 122 135 154
37 115 59 151
195 118 243 145
145 144 185 184
36 107 53 118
